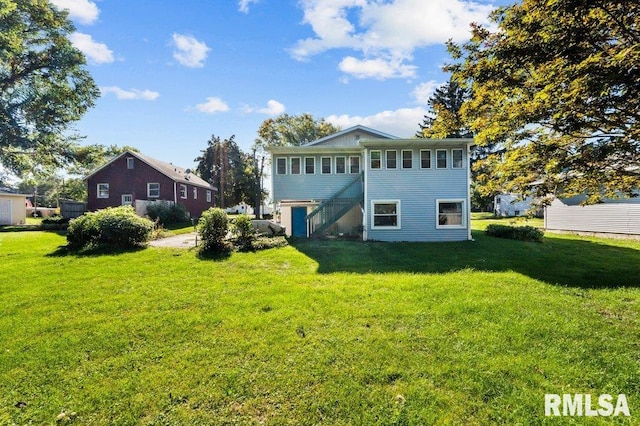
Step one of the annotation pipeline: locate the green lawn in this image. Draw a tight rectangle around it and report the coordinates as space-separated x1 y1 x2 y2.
0 222 639 424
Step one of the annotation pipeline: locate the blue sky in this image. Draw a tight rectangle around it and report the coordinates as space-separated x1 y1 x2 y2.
52 0 506 171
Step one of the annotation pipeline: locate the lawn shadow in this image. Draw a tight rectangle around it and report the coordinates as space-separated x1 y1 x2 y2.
47 243 147 257
289 232 640 289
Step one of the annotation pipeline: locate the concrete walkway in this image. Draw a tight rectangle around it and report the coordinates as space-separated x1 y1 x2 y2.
149 232 199 249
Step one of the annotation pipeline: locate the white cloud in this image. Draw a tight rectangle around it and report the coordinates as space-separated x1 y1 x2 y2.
172 34 211 68
239 0 259 13
339 56 417 80
196 97 230 114
326 107 428 138
101 86 160 101
244 99 286 115
412 80 442 104
291 0 495 79
50 0 99 25
69 32 114 65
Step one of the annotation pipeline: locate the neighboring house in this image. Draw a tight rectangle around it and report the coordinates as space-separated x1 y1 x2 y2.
267 125 473 242
0 193 28 225
545 194 640 237
493 193 537 217
85 150 216 218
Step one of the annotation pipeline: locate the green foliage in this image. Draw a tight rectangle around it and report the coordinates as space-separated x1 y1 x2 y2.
0 0 100 176
146 202 188 226
254 113 340 148
485 224 544 243
66 206 153 249
417 77 472 139
447 1 640 203
232 214 256 251
41 215 69 230
197 208 229 253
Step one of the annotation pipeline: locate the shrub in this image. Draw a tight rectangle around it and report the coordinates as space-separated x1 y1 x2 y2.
198 208 229 253
485 224 544 242
232 214 256 251
67 206 154 249
41 215 70 230
146 202 188 225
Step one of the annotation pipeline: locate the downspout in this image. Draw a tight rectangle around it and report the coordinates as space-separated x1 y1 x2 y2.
362 148 368 241
467 142 473 241
174 181 178 204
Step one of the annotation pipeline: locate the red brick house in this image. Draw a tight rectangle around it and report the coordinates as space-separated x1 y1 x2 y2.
85 150 216 218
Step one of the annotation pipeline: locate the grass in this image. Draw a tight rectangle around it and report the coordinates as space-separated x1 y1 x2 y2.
0 220 639 424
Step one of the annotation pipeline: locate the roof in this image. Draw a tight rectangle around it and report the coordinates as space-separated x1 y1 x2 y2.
85 150 216 190
359 138 474 148
302 125 399 147
0 192 29 197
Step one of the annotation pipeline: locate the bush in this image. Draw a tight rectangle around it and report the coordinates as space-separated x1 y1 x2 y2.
146 202 188 225
67 206 154 249
198 208 229 253
485 224 544 242
232 214 256 251
41 215 70 230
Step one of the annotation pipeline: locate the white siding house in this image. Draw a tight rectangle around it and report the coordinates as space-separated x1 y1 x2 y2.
0 193 28 225
267 125 473 242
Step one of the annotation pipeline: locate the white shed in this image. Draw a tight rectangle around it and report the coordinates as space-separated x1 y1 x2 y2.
0 193 28 225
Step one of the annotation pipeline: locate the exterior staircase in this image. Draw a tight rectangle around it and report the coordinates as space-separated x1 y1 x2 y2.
306 171 364 237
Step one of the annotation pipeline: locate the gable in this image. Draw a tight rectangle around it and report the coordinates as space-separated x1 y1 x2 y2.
304 125 398 148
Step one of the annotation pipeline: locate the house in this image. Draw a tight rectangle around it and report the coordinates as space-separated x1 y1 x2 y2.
545 194 640 238
267 125 473 242
494 193 538 217
85 150 216 218
0 192 28 225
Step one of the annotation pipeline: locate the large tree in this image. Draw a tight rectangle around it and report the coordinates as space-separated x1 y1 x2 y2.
254 113 340 148
448 0 640 204
0 0 99 176
416 77 472 139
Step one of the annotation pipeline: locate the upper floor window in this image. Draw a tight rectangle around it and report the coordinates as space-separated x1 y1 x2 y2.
321 157 332 174
386 150 397 169
97 183 109 198
402 150 413 169
370 150 381 169
436 149 447 169
180 184 187 199
336 157 346 174
349 156 360 174
126 157 134 169
193 187 198 199
452 149 464 168
305 157 315 174
206 190 212 203
276 158 287 175
290 157 301 175
420 150 431 169
147 183 160 198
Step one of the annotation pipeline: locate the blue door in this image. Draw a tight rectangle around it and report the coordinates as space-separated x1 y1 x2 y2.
291 207 307 237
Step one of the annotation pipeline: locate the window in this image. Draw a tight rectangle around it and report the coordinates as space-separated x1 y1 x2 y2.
420 150 432 169
402 150 413 169
349 156 360 174
370 151 381 169
122 194 133 206
305 157 315 174
290 157 301 174
336 157 346 174
452 149 463 168
147 183 160 198
436 149 447 169
126 157 134 169
437 200 465 228
193 187 198 199
97 183 109 199
276 158 287 175
386 150 397 169
180 184 187 199
206 190 212 203
371 200 401 229
321 157 332 174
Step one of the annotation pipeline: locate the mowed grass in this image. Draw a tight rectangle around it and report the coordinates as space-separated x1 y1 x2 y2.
0 222 639 424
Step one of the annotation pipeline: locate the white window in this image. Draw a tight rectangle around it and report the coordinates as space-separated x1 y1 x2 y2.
206 190 212 203
126 157 134 169
335 157 346 174
97 183 109 199
122 194 133 206
436 149 447 169
321 157 332 174
436 199 466 228
370 150 381 169
147 183 160 198
193 187 198 199
402 150 413 169
304 157 315 174
386 150 397 169
180 184 187 199
290 157 301 175
371 200 401 229
349 156 360 174
452 149 464 168
276 158 287 175
420 150 432 169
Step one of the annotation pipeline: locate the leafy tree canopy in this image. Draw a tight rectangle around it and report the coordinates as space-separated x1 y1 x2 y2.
255 113 340 148
448 0 640 203
0 0 99 176
417 77 472 139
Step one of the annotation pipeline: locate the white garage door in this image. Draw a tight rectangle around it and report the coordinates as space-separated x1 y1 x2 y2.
0 199 12 225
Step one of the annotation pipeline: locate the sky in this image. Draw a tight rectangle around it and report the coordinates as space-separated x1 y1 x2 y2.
51 0 508 171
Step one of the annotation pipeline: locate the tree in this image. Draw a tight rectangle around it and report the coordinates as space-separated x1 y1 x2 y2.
254 113 340 148
0 0 99 176
447 0 640 204
416 77 472 139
